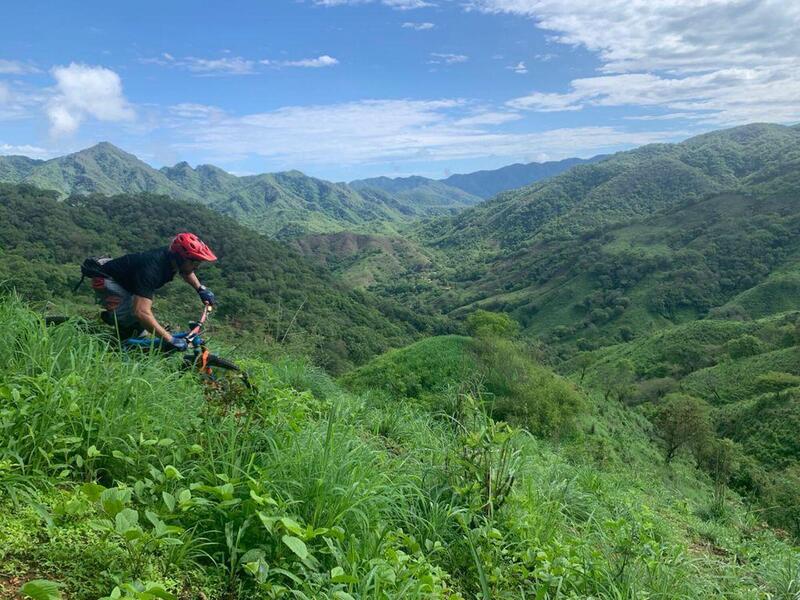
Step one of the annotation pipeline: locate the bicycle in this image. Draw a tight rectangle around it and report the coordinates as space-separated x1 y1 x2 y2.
46 305 254 396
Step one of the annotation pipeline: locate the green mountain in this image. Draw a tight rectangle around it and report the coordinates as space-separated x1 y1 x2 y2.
421 123 800 252
340 122 800 537
347 157 599 212
377 124 800 329
349 175 483 213
3 123 800 597
442 155 600 199
0 183 448 371
0 144 444 239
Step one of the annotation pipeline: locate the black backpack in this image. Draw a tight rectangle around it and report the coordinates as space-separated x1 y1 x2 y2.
73 256 112 292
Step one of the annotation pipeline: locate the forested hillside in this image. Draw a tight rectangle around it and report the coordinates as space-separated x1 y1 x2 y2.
292 232 434 289
0 184 449 371
346 124 800 339
349 176 483 214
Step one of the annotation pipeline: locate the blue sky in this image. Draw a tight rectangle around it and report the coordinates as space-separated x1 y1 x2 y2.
1 0 798 180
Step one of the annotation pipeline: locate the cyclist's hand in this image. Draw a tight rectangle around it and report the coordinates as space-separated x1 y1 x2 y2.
169 335 189 351
197 285 216 306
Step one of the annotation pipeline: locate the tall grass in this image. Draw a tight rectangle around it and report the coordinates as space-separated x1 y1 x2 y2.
1 296 799 599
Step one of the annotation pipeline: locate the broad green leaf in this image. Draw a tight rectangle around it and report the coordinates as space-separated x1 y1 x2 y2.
333 592 356 600
115 507 140 536
331 566 359 584
282 535 308 560
100 487 130 517
279 516 305 536
244 558 270 584
19 579 63 600
87 445 101 458
162 491 176 512
163 465 183 480
81 482 106 502
240 548 266 564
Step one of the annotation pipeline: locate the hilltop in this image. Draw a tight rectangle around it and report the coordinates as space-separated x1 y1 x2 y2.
441 155 602 199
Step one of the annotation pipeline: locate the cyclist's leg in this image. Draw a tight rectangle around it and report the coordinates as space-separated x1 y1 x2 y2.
98 279 143 340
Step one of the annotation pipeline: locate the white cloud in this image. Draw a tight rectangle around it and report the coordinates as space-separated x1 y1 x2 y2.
402 21 435 30
143 54 256 75
507 61 528 74
263 55 339 68
183 56 256 75
0 59 40 75
455 111 522 125
47 63 135 136
166 98 678 168
0 81 47 121
428 53 469 65
471 0 800 125
0 143 52 159
147 53 339 73
508 68 800 124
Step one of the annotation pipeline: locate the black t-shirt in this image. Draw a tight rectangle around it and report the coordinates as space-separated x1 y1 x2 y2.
101 248 177 299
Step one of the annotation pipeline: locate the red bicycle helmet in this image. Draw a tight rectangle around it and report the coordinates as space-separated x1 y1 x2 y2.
169 233 218 261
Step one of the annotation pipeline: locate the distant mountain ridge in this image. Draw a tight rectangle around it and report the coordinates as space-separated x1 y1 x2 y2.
348 156 602 204
442 156 604 199
0 142 602 239
0 143 490 239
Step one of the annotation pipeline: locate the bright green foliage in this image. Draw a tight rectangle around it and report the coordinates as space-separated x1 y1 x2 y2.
339 335 476 399
1 298 799 598
19 580 63 600
465 310 519 339
345 335 583 439
724 334 765 359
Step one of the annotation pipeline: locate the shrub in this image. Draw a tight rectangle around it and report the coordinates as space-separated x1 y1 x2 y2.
724 334 765 359
465 310 519 339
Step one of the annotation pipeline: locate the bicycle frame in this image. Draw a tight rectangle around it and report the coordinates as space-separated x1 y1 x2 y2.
123 305 211 353
122 305 220 379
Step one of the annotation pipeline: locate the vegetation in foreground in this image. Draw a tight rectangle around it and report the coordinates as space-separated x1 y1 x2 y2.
2 298 798 599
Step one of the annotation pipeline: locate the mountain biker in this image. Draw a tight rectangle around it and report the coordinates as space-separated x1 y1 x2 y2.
94 233 218 350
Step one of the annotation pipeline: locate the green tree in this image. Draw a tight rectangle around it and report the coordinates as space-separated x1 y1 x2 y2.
600 359 636 403
653 394 713 464
466 310 519 339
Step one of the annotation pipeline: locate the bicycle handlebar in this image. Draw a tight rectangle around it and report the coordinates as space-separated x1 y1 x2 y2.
186 304 212 340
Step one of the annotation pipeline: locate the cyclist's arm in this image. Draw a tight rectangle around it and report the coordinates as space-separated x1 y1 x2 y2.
181 270 202 291
132 296 174 343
